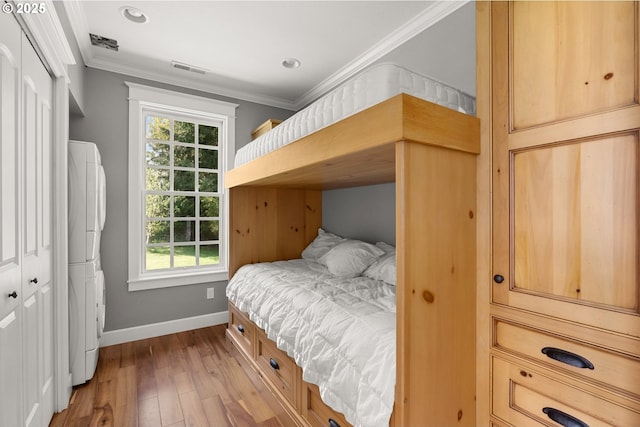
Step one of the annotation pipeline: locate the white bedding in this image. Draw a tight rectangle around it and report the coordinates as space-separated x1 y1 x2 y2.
235 63 476 167
226 259 396 427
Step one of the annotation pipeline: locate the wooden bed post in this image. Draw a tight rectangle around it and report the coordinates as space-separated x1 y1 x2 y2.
395 140 477 427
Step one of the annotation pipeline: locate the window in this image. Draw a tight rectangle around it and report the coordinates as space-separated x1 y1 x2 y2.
127 83 237 291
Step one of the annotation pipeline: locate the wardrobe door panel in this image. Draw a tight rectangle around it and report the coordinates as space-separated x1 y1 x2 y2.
22 77 38 265
22 30 52 295
0 13 21 318
491 1 640 335
0 311 22 427
22 294 41 427
21 31 54 427
510 134 637 310
511 2 638 130
0 12 23 427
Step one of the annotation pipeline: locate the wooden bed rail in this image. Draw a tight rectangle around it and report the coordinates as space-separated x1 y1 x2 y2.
226 94 480 190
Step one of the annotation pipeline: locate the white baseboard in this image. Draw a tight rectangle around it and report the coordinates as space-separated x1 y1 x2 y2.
99 311 228 347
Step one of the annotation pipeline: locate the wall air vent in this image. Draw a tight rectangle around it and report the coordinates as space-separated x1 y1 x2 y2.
171 61 208 75
90 34 119 51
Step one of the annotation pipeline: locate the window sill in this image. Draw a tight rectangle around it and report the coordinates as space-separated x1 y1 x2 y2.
128 269 229 291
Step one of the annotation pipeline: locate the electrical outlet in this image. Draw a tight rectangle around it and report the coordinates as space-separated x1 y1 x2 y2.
206 287 214 299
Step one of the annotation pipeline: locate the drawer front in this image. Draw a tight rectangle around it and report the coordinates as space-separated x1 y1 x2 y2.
492 356 640 427
302 381 352 427
256 329 296 406
228 304 254 358
494 319 640 398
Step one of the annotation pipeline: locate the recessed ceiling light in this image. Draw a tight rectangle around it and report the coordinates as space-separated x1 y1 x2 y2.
120 6 149 24
282 58 301 69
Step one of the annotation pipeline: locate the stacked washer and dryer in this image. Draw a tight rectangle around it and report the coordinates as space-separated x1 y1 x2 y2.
68 140 107 386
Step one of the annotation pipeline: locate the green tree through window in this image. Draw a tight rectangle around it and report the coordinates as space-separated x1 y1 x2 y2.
144 113 221 271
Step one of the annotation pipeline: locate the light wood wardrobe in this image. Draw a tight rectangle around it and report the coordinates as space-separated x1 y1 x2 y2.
477 2 640 426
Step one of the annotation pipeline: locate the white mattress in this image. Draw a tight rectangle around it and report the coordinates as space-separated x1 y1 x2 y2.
226 259 396 427
235 63 476 167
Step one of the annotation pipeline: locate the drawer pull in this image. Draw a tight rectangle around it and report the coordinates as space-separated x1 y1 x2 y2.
328 418 340 427
237 324 245 334
269 358 280 370
543 407 589 427
541 347 594 370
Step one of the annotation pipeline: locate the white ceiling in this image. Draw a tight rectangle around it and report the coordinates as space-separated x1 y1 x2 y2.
62 1 469 110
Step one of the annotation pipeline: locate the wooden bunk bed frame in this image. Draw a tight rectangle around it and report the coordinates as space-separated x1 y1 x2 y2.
225 93 480 427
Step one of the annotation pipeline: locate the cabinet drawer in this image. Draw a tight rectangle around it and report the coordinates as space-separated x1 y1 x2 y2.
494 319 640 398
302 381 352 427
492 356 640 427
256 329 296 406
228 303 254 358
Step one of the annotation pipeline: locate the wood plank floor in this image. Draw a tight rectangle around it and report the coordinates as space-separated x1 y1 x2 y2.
50 324 289 427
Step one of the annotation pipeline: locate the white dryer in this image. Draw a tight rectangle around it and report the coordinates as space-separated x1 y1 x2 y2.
69 260 105 384
68 140 106 385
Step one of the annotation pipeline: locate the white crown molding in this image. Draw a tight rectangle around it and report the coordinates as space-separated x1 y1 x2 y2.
88 55 297 110
61 0 92 66
293 0 470 110
15 0 75 80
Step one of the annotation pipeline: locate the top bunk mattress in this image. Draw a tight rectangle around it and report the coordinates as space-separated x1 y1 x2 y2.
234 63 476 167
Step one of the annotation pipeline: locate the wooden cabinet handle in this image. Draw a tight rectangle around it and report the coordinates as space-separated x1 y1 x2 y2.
543 407 588 427
493 274 504 284
269 358 280 370
237 324 245 334
328 418 340 427
542 347 594 370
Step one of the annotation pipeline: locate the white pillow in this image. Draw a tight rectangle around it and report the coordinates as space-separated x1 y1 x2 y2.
301 228 345 262
318 239 384 278
375 241 396 255
363 253 396 286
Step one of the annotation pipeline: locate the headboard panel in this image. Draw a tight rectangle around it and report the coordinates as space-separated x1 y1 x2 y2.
229 187 321 276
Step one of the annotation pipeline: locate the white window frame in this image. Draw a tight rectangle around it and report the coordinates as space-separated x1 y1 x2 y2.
126 82 237 291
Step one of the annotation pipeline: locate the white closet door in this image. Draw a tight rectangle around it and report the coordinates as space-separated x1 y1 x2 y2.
0 11 54 427
21 30 54 427
0 311 22 427
0 11 24 427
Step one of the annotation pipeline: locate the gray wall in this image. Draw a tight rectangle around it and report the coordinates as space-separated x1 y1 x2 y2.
321 3 475 245
69 67 294 331
322 183 395 245
375 2 476 96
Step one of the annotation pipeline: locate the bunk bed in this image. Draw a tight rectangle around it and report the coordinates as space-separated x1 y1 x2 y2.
225 64 480 427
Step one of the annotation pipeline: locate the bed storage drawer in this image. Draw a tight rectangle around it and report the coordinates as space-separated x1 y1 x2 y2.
494 319 640 398
256 328 297 407
491 356 640 426
302 381 352 427
228 303 254 358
